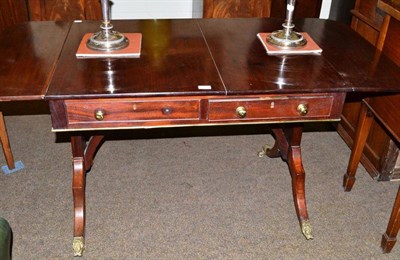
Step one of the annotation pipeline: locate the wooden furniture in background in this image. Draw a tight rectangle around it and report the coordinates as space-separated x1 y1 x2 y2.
203 0 272 18
344 94 400 253
0 0 29 33
337 0 400 181
203 0 322 18
27 0 101 21
1 0 102 30
0 112 15 170
344 0 400 254
350 0 386 45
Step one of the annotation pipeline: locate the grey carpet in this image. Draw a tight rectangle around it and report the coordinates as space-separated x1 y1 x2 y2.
1 113 399 259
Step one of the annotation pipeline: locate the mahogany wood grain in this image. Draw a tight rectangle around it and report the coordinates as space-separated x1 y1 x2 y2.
83 0 102 20
48 100 68 129
71 135 105 242
0 22 71 101
0 0 29 33
0 112 15 169
203 0 271 18
268 124 311 238
46 20 225 99
367 97 400 141
46 19 400 102
28 0 101 21
383 18 400 66
49 93 345 131
198 18 400 94
207 95 339 121
0 21 70 169
71 136 86 240
378 0 400 21
83 135 104 171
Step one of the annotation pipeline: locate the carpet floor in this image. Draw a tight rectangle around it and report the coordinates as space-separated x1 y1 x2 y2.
1 113 399 259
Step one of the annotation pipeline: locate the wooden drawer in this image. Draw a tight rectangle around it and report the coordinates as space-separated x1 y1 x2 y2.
50 93 345 131
208 95 340 122
65 98 201 126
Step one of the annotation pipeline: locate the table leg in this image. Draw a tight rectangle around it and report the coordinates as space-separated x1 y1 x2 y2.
343 102 373 192
0 112 15 170
257 128 286 158
261 124 313 239
381 185 400 253
71 135 104 257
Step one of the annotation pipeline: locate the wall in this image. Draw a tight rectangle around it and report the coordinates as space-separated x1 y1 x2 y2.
111 0 203 19
111 0 332 20
319 0 331 18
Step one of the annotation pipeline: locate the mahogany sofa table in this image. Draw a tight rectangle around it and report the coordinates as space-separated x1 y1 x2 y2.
2 18 400 256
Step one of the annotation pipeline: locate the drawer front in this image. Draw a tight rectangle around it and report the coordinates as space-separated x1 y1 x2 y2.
65 99 200 126
208 96 336 122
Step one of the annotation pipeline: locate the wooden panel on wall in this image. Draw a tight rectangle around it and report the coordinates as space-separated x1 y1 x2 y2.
0 0 29 33
27 0 101 21
203 0 271 18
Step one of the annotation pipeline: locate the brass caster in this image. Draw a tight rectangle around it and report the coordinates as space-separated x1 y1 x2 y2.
73 236 85 257
301 220 314 240
258 144 271 157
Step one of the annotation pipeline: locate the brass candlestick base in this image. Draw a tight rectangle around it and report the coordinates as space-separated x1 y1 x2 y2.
87 22 129 51
86 0 129 51
267 27 307 48
267 0 307 49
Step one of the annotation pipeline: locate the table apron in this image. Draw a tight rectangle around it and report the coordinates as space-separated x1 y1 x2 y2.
49 93 346 131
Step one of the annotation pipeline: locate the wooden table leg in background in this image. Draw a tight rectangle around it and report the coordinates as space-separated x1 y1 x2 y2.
71 135 104 257
259 124 313 239
382 186 400 253
343 102 373 192
0 112 15 170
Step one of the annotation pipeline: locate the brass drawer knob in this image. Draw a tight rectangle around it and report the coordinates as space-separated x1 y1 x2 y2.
94 109 105 121
297 104 308 116
236 106 247 118
162 107 172 115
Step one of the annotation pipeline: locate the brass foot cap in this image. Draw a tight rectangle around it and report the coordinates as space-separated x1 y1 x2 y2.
258 145 270 157
73 236 85 257
301 221 314 240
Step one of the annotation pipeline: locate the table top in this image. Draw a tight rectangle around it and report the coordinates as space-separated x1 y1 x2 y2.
47 20 225 99
0 21 70 101
46 18 400 100
2 18 400 101
365 94 400 141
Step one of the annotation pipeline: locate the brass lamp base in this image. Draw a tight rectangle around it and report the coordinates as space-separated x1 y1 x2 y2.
86 22 129 51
